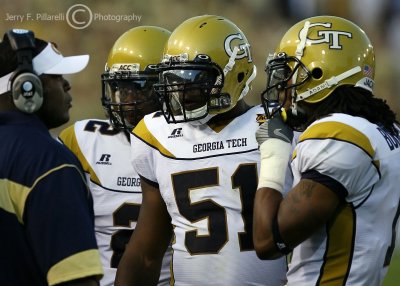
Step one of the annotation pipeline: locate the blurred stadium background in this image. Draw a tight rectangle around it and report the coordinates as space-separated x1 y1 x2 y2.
1 1 399 284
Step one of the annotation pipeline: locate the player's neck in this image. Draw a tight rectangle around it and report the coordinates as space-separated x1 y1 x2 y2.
207 100 251 131
208 100 251 124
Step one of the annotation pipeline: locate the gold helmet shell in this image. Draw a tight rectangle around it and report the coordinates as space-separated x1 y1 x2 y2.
102 26 171 130
105 26 171 73
159 15 256 121
275 15 375 104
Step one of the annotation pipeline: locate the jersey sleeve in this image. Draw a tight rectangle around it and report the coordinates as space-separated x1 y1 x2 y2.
24 164 103 285
282 131 300 196
58 123 87 166
58 122 101 185
58 124 88 169
292 121 380 204
130 119 158 184
58 124 75 146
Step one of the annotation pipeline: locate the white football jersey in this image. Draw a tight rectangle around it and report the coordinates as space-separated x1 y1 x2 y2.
59 119 171 286
131 106 287 286
289 113 400 286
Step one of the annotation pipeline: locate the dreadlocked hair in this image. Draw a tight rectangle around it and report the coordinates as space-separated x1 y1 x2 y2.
301 86 399 136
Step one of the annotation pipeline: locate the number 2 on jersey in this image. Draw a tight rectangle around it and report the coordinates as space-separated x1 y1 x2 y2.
110 203 141 268
172 163 258 255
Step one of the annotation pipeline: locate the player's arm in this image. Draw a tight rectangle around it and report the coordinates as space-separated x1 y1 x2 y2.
254 180 340 259
253 116 341 259
115 177 172 286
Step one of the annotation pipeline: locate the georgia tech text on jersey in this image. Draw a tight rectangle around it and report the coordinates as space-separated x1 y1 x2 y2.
193 137 248 153
117 177 141 187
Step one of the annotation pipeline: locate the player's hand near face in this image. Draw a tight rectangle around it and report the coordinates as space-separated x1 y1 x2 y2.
256 109 293 194
254 109 340 259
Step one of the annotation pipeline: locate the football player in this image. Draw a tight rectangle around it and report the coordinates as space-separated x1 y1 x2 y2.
58 26 171 286
253 15 400 286
115 15 288 286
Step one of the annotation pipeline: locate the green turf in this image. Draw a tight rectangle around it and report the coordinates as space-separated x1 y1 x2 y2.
383 250 400 286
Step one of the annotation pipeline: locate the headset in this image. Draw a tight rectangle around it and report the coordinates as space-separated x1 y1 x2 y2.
7 29 43 113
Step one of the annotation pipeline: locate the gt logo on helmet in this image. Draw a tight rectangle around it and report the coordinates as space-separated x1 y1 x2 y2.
224 33 252 62
300 22 352 49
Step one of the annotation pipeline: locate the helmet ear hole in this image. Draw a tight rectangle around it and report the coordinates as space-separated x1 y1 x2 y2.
237 72 244 83
311 67 323 80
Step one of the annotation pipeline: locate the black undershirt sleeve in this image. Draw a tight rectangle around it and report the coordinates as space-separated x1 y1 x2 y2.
139 174 159 189
301 169 348 200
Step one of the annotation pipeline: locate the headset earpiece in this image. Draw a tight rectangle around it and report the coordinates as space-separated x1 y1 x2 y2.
11 72 43 113
7 29 43 113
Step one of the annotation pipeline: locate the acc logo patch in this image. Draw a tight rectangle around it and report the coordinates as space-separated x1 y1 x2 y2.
163 53 189 63
110 63 140 73
224 33 252 62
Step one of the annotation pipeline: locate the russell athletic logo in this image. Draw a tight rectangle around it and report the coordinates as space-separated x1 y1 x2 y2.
96 154 112 165
168 128 183 138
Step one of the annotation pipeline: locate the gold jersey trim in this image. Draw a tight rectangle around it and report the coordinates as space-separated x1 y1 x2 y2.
0 179 29 223
47 249 103 285
300 121 374 156
59 125 101 185
0 164 86 224
318 204 355 285
133 119 175 158
299 121 380 170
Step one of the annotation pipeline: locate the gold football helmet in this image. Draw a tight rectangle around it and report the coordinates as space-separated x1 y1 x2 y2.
102 26 171 130
262 15 375 119
154 15 256 123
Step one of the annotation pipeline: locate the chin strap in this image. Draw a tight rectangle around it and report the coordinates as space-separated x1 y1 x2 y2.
223 46 239 76
292 21 310 92
295 66 362 102
222 44 257 102
185 104 208 120
290 20 310 111
188 113 216 126
238 65 257 101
